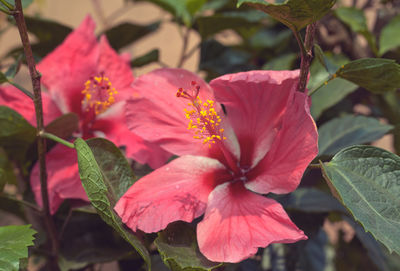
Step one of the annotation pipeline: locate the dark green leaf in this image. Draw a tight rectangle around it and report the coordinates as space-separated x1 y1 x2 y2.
130 49 159 68
0 148 16 191
279 188 346 213
0 225 36 271
262 53 297 70
11 16 73 57
74 138 150 269
4 54 23 79
249 28 292 49
318 115 393 156
0 72 8 84
86 138 135 200
308 56 358 119
154 222 222 271
379 15 400 56
0 194 27 221
200 39 253 79
336 58 400 93
335 7 377 55
196 10 266 39
103 22 160 51
321 145 400 254
60 212 136 266
344 216 389 271
0 106 36 162
237 0 336 31
45 113 78 141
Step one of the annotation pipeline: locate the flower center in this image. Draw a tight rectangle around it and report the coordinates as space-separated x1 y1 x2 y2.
177 81 226 148
81 72 118 115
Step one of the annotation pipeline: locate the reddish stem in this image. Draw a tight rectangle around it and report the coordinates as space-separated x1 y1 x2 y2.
12 1 60 269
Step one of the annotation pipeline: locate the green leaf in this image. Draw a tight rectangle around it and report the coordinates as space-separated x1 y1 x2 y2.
321 145 400 254
344 216 389 271
262 53 297 70
336 58 400 93
335 7 377 55
103 22 160 51
0 72 8 84
200 39 253 79
196 10 266 39
130 49 159 68
379 15 400 56
318 115 393 156
4 54 23 79
154 222 222 271
0 225 36 271
86 138 135 200
0 106 36 162
74 138 150 269
1 0 33 8
137 0 206 26
16 16 72 57
237 0 336 31
0 149 16 191
45 113 78 141
279 188 346 213
0 194 26 221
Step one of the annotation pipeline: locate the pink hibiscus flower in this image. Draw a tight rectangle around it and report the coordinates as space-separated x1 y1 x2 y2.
0 15 169 214
114 68 318 262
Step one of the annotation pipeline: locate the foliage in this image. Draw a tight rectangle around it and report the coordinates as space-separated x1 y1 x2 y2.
1 0 400 270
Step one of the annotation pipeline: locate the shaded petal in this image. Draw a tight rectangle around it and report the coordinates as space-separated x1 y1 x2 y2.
37 15 98 115
115 155 229 233
97 36 134 102
197 182 307 263
245 92 318 194
30 144 87 214
210 70 300 168
93 101 171 168
126 68 216 156
0 85 62 126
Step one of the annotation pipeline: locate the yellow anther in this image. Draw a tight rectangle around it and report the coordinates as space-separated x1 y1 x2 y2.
81 74 118 115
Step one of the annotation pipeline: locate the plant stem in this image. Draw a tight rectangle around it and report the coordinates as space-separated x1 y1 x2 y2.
12 1 60 269
40 131 75 149
294 23 317 93
177 27 190 68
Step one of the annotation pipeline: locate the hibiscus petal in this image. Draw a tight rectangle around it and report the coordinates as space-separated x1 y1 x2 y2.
245 92 318 194
115 155 229 233
97 36 134 102
30 144 87 214
210 70 300 168
37 15 98 115
0 85 61 126
125 68 216 156
93 101 171 168
197 182 307 263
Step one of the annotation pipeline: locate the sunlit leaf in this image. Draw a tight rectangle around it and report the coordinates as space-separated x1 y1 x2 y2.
74 138 150 269
0 225 36 271
336 58 400 93
154 222 222 271
318 115 393 156
379 15 400 56
237 0 336 31
321 145 400 255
